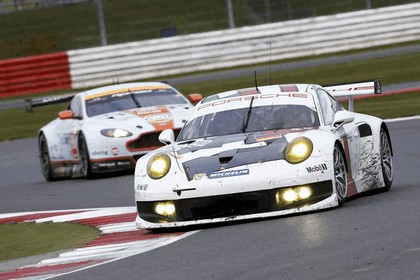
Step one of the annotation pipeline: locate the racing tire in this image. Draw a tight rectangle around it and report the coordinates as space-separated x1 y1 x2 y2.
78 133 92 179
334 144 347 207
380 128 393 191
39 134 54 182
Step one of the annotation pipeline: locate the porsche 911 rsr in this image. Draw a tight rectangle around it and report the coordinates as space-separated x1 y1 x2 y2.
38 82 202 181
134 80 393 229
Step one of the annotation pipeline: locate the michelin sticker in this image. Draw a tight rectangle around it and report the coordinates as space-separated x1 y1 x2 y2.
208 169 249 179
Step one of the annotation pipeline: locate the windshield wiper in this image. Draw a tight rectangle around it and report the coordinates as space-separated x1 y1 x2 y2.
128 90 142 108
241 96 255 133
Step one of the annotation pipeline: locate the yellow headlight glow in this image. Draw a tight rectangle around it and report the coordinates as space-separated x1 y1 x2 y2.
147 153 171 179
284 137 313 164
298 186 312 199
276 186 313 206
154 202 176 218
283 189 298 202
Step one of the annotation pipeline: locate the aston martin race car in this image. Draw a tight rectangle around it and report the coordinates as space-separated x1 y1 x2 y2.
38 82 202 181
134 80 393 229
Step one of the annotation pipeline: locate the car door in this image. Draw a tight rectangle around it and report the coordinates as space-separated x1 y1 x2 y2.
316 88 361 180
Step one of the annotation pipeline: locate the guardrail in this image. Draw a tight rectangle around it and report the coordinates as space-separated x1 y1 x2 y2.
68 2 420 89
1 3 420 98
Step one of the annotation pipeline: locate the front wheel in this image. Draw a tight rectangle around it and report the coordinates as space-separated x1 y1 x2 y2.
334 144 347 206
380 128 393 191
39 134 54 181
78 133 92 179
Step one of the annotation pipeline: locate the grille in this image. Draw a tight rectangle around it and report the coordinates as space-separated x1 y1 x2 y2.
127 129 180 151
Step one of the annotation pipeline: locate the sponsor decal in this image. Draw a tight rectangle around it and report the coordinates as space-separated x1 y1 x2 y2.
54 166 67 175
197 93 308 111
238 88 260 96
306 164 328 173
279 85 299 92
84 85 171 100
69 132 78 159
92 151 109 156
193 173 207 180
131 107 174 130
136 184 148 191
256 134 282 142
208 169 249 179
112 147 119 156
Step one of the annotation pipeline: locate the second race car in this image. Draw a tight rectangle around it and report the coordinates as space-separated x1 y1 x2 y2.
38 82 202 181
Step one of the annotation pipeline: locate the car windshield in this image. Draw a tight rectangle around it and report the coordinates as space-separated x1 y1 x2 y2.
177 104 319 141
85 88 188 117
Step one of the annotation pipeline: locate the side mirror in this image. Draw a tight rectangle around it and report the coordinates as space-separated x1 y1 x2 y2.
159 129 175 145
188 93 203 104
58 110 74 120
332 111 354 129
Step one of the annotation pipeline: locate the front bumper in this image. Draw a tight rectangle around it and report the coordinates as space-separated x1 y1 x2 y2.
136 180 335 229
90 157 137 173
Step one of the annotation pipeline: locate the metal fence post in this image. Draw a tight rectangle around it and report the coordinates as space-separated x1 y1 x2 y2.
95 0 107 46
226 0 235 29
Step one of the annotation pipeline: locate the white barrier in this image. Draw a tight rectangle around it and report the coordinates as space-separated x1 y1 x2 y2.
68 3 420 89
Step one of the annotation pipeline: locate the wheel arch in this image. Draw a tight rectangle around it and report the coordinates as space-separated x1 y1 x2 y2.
334 139 349 172
380 122 393 156
77 130 90 156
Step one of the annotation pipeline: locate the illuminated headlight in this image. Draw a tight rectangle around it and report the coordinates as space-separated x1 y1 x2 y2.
282 189 298 202
101 128 132 138
154 202 176 218
276 186 313 205
298 186 312 199
284 137 313 164
147 153 171 179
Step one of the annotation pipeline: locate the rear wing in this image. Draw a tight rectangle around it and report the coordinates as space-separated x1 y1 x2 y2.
323 80 381 111
26 94 75 112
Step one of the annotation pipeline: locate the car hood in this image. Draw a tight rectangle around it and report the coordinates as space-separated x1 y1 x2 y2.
90 104 192 130
174 128 312 181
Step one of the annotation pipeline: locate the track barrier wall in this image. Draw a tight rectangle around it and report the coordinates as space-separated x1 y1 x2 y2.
0 52 71 98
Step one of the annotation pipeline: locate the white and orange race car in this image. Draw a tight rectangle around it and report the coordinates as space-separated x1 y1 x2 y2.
38 82 202 181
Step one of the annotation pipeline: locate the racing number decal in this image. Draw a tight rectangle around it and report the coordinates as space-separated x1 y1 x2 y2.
69 131 79 159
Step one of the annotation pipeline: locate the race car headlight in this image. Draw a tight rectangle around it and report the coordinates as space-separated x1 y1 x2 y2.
154 201 176 218
101 128 133 138
147 153 171 179
284 137 313 164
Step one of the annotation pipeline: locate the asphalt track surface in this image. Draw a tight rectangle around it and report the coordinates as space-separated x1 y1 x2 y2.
0 118 419 279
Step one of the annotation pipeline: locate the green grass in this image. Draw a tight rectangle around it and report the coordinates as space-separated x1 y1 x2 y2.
1 51 420 142
0 103 67 142
0 222 100 261
342 92 420 119
175 52 420 96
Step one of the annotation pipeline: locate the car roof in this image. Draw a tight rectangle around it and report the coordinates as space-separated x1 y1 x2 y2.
77 82 174 100
192 84 319 117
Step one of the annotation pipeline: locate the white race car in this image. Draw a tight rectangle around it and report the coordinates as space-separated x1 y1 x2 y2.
134 80 393 229
38 82 202 181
